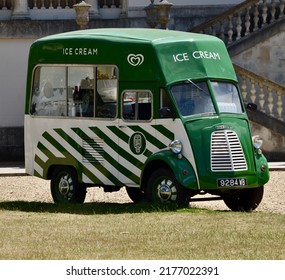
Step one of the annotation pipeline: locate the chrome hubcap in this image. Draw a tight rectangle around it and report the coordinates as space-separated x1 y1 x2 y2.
58 175 73 197
157 179 177 202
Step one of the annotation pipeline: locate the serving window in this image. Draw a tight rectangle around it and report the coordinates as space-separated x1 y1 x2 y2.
30 65 118 118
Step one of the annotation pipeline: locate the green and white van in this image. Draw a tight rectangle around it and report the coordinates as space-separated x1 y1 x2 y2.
25 28 269 211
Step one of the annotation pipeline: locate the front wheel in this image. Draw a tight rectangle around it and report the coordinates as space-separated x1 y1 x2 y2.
222 186 264 212
146 168 190 208
125 187 145 203
51 166 86 204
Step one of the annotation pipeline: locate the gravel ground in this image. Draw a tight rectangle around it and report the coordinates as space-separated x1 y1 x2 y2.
0 171 284 214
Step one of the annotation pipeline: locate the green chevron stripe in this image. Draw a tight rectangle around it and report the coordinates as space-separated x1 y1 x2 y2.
107 125 153 157
71 127 140 183
143 149 153 158
152 125 175 141
34 153 45 168
128 125 168 149
35 124 174 186
34 169 42 178
71 128 105 157
90 126 144 170
54 128 122 185
108 126 130 143
35 141 58 173
36 141 57 160
89 127 142 183
43 131 77 160
41 131 104 185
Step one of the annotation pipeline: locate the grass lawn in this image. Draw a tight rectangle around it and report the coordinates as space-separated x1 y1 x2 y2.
0 201 284 260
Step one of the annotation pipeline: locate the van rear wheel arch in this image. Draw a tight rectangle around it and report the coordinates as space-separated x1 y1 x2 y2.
50 165 86 204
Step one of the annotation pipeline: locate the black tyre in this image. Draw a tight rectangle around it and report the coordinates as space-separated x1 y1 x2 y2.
146 168 190 207
51 166 86 204
125 187 145 203
222 186 264 212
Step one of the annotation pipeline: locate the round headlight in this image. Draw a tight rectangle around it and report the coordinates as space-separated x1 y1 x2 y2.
169 140 183 154
252 135 263 149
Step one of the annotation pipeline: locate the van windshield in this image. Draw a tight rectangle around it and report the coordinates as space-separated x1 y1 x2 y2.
170 81 215 116
170 81 243 116
211 81 243 114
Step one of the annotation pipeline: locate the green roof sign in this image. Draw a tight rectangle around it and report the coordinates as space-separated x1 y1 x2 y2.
29 28 237 85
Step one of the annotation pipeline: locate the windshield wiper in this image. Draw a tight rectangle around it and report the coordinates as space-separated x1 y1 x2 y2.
186 78 208 94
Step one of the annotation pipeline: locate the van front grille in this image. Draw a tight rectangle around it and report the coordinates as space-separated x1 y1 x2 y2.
211 130 247 172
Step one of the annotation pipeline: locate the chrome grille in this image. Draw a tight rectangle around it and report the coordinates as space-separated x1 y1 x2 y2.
211 130 247 172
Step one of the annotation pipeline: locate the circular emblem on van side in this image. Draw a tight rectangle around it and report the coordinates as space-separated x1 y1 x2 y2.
129 132 146 155
127 54 144 67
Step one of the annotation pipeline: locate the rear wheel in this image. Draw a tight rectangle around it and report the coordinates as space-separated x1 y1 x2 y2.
222 186 264 212
146 168 190 207
51 166 86 204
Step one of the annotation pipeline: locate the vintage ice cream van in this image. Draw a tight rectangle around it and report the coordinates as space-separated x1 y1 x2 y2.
25 28 269 211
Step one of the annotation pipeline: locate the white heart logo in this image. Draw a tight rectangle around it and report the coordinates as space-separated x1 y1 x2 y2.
127 54 144 67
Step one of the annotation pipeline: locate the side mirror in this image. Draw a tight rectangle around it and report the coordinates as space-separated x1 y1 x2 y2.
246 103 257 111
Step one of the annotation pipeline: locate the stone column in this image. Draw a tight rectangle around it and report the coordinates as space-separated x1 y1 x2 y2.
12 0 30 19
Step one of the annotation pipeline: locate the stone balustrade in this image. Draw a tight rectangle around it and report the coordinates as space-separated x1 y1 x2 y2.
0 0 12 19
28 0 78 9
234 64 285 121
0 0 127 19
98 0 121 8
190 0 285 45
0 0 12 9
191 0 285 123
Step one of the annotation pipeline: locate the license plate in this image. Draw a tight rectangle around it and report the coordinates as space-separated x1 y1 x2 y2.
217 178 247 187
